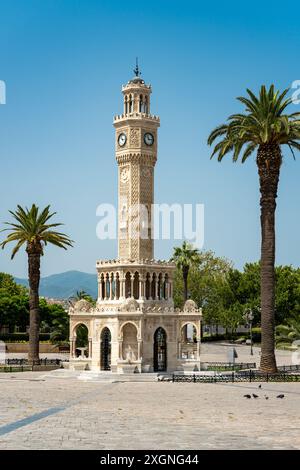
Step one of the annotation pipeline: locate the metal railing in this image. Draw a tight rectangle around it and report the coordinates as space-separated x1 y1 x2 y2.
202 362 256 371
172 369 300 383
277 364 300 372
4 358 69 366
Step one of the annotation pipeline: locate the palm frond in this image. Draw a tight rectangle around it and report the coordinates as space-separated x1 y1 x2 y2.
208 84 300 162
1 204 74 257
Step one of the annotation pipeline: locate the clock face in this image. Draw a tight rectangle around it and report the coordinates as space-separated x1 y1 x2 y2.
118 132 127 147
144 132 154 146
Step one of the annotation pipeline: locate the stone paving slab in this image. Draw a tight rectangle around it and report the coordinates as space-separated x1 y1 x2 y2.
0 372 299 449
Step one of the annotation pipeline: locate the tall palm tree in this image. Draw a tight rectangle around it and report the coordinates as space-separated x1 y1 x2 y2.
172 241 200 301
208 85 300 373
1 204 73 363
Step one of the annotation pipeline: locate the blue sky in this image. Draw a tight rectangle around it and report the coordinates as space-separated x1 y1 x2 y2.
0 0 299 278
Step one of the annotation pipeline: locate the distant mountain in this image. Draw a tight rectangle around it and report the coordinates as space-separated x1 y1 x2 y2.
15 270 97 300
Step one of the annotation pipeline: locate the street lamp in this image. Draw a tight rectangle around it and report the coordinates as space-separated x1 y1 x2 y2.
243 308 254 356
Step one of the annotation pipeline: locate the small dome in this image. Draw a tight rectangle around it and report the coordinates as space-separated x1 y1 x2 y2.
128 76 145 85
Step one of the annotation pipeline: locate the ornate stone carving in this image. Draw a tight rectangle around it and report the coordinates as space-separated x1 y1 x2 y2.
130 128 140 147
141 167 152 178
121 298 139 312
183 299 197 312
120 167 129 183
73 299 92 312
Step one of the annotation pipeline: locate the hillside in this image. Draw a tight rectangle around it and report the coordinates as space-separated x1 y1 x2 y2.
15 270 97 299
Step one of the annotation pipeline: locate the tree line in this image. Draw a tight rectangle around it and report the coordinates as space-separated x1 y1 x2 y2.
172 251 300 334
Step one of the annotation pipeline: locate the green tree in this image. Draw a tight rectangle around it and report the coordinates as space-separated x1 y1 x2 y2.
1 205 73 362
171 242 200 302
173 250 232 335
208 85 300 373
219 303 244 336
0 294 29 332
49 305 69 345
275 266 300 324
0 272 27 296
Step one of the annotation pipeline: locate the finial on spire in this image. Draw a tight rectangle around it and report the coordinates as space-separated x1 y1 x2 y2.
133 57 141 77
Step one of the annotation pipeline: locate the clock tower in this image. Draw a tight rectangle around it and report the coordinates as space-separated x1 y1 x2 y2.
68 64 202 375
114 63 159 261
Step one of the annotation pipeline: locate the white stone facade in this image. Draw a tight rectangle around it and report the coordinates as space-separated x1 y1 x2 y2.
69 71 202 373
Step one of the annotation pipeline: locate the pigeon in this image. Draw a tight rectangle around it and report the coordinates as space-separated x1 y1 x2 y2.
264 395 269 400
276 394 285 399
244 394 251 399
252 394 259 398
258 384 262 389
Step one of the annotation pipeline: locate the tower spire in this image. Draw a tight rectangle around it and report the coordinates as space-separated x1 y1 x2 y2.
133 57 141 77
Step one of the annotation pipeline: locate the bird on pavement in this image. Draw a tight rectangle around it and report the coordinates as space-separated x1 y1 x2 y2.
264 396 269 400
276 394 285 399
258 384 262 389
252 394 259 398
244 394 251 399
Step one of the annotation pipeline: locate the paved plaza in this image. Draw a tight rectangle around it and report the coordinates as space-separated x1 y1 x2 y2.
0 343 299 450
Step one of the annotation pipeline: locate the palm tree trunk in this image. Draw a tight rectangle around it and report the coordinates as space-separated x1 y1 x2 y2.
26 243 41 363
257 143 281 373
182 266 189 301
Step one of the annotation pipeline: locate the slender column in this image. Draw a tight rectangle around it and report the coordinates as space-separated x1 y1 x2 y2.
165 282 169 300
139 277 145 300
149 274 153 300
197 336 200 361
70 339 75 358
178 341 182 360
98 278 101 300
88 338 92 358
104 275 108 300
137 340 142 360
169 281 172 299
120 278 125 300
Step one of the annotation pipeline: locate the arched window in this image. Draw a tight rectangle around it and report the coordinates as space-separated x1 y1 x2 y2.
151 273 156 300
145 273 151 299
125 95 128 114
100 274 105 300
100 327 111 370
163 274 169 300
111 273 115 299
139 94 143 112
122 323 138 361
129 94 133 113
158 273 164 300
133 271 139 299
153 327 167 372
144 96 148 114
105 273 110 299
74 323 88 358
125 272 131 298
116 273 120 300
181 323 198 360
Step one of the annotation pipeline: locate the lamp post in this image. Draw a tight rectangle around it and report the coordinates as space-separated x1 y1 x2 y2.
243 308 254 356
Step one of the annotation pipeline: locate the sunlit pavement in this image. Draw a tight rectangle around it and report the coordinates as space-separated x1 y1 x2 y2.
0 355 299 449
